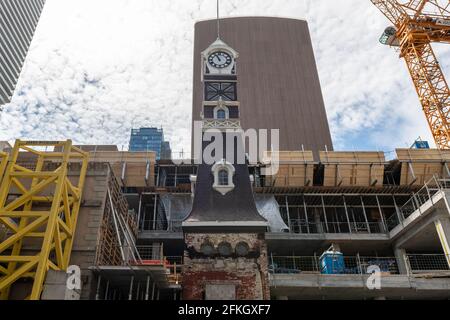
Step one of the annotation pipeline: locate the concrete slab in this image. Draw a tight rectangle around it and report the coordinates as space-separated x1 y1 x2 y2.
269 273 450 300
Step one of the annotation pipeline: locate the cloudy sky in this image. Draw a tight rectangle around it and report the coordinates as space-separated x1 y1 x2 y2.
1 0 450 156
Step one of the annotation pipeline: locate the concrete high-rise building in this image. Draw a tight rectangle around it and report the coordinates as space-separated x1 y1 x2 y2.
0 0 46 106
129 127 171 159
192 17 333 158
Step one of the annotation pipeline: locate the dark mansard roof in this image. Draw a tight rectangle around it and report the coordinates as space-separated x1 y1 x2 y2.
183 132 267 233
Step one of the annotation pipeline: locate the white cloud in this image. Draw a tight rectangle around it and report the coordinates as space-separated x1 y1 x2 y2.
1 0 449 154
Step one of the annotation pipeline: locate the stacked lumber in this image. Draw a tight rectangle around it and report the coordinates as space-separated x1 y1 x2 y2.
396 149 450 185
263 151 314 187
319 151 385 187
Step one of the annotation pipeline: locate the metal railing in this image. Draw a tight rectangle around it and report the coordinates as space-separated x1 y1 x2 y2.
385 214 400 231
320 221 350 234
287 220 320 234
286 220 386 234
407 254 450 273
398 176 446 221
134 246 182 285
342 256 399 274
95 244 162 267
136 245 164 262
157 173 192 187
269 256 320 274
166 256 184 266
382 176 450 231
140 219 183 232
269 255 399 275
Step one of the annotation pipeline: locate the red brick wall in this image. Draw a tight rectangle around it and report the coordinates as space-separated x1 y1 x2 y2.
182 233 269 300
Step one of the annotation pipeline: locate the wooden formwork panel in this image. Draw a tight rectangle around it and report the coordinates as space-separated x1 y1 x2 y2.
396 149 450 161
264 151 315 162
263 151 314 187
397 149 450 185
266 164 314 187
89 151 156 187
88 151 156 163
319 151 385 187
111 162 155 187
400 162 443 185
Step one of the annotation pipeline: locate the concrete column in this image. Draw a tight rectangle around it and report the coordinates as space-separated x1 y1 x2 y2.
95 275 102 300
145 276 150 300
434 216 450 268
314 210 324 233
394 248 410 275
128 276 134 300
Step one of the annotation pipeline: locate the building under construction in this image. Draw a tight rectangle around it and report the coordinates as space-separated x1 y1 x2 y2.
1 15 450 301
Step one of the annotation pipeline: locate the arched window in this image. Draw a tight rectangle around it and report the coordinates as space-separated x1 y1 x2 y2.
218 169 229 186
214 106 229 120
217 109 226 119
212 160 235 195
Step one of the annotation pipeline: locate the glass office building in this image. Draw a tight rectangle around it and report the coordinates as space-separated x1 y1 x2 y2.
0 0 46 105
129 127 171 159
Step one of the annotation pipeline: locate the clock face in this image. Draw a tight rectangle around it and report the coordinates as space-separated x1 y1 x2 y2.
208 51 232 69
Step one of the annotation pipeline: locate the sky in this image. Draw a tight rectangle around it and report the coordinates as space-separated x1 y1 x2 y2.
1 0 450 156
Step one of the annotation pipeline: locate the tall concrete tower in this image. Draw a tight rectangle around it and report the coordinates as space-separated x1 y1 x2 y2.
0 0 46 106
192 17 333 158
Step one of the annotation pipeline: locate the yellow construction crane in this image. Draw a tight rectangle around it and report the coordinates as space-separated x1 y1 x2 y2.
372 0 450 149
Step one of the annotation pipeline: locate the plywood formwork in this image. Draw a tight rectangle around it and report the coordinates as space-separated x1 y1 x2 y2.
396 149 450 186
88 151 156 187
263 151 314 187
320 151 386 187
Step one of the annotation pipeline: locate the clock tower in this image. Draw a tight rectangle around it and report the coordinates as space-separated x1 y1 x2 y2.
181 37 270 300
200 38 240 132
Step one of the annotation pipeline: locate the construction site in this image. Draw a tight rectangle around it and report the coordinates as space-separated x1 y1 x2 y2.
1 0 450 301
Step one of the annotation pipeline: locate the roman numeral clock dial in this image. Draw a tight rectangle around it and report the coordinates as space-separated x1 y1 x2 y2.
208 51 232 68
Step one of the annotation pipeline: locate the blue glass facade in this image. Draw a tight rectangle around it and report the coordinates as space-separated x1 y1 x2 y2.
129 127 171 159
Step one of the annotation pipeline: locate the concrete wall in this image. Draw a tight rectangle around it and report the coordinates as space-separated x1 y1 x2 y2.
68 163 111 300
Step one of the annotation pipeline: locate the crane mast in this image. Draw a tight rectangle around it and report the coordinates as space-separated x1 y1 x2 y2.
371 0 450 149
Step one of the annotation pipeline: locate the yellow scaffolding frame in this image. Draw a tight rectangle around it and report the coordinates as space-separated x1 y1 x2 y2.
0 140 88 300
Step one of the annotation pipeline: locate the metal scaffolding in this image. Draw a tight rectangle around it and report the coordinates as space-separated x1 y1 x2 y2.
0 140 88 300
